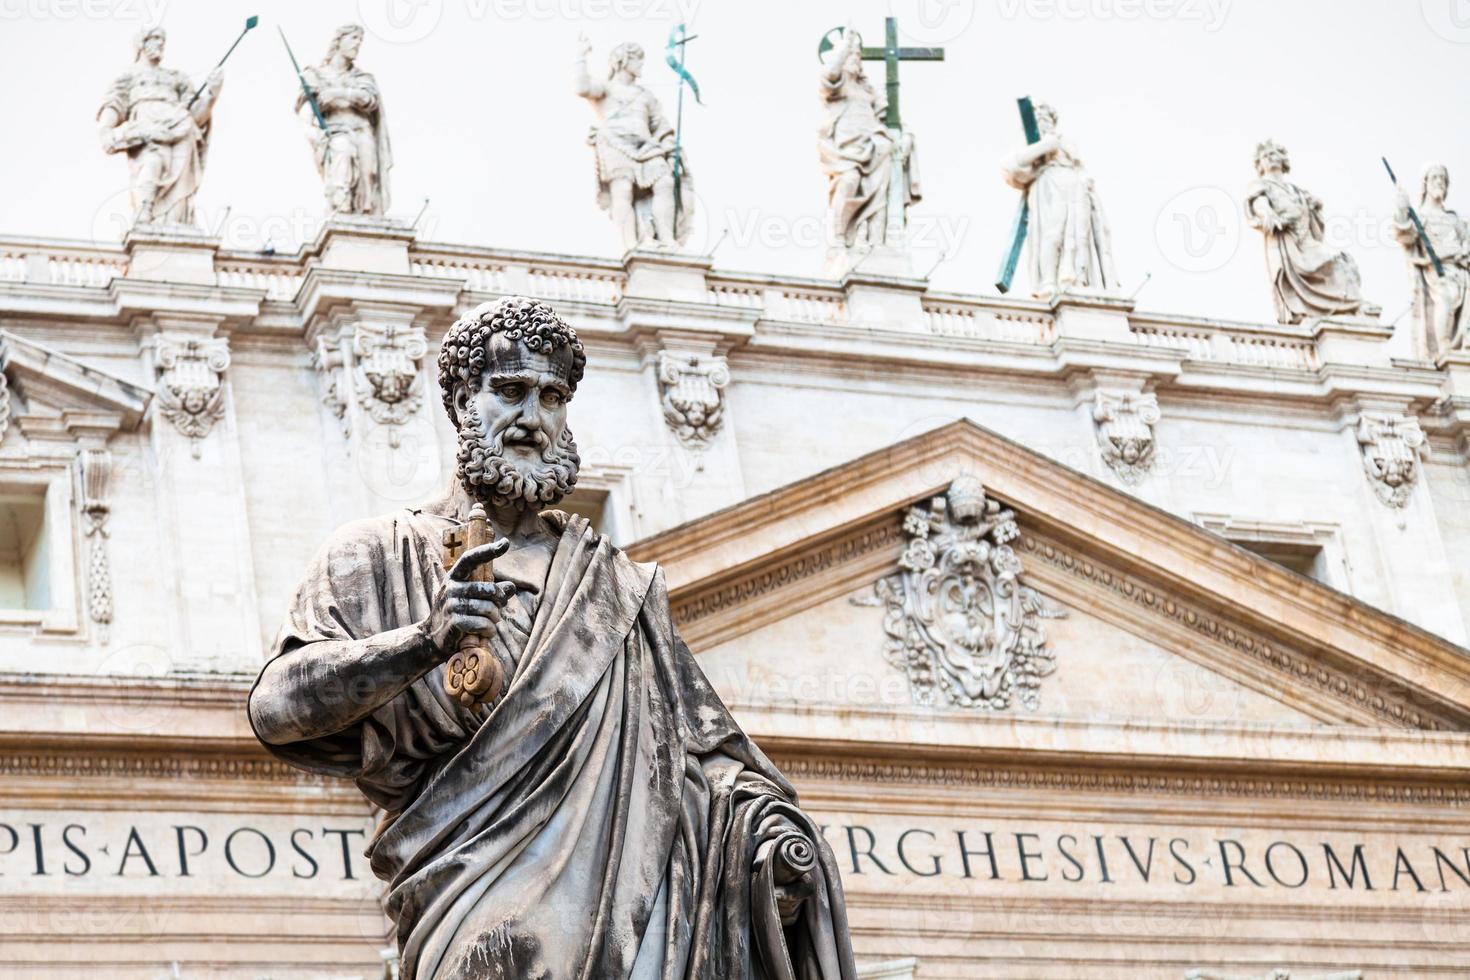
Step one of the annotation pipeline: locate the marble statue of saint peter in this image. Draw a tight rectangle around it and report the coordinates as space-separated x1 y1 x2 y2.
249 297 855 980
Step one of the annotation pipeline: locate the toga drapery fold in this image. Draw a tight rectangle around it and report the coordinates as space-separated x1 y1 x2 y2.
252 509 855 980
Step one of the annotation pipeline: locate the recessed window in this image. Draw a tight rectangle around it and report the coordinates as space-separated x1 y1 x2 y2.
0 494 49 611
558 487 617 543
1235 539 1327 584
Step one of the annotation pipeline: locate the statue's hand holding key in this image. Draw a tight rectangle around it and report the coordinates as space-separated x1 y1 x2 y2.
422 538 514 705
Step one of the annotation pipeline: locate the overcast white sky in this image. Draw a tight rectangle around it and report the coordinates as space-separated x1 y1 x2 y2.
3 0 1468 338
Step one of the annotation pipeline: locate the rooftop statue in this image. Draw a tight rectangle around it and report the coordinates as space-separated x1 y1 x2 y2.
1392 162 1470 360
575 35 693 251
97 27 224 227
1245 140 1367 324
999 101 1118 298
293 24 392 216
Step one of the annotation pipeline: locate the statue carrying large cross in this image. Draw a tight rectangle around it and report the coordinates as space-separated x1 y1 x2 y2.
817 18 943 278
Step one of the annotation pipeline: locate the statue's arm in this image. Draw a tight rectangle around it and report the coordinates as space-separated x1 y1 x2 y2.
189 70 224 126
250 537 510 746
573 35 604 101
97 75 132 153
249 623 442 745
1244 182 1280 231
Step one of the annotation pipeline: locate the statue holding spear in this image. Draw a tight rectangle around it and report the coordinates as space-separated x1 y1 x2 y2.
575 33 695 251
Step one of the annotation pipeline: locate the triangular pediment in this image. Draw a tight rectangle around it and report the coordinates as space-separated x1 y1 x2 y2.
627 420 1470 734
0 330 149 435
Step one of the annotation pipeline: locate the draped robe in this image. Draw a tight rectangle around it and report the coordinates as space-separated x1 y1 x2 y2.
1245 175 1364 324
251 509 855 980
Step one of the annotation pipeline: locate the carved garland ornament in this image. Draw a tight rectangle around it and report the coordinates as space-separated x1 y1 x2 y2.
864 476 1063 710
1356 412 1426 508
313 336 350 439
658 351 730 448
0 370 11 445
155 336 230 451
1093 390 1160 485
78 448 113 627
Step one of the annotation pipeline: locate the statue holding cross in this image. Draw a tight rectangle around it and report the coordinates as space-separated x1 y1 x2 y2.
817 19 941 278
999 100 1119 299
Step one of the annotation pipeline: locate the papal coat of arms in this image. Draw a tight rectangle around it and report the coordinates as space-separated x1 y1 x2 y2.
862 475 1063 710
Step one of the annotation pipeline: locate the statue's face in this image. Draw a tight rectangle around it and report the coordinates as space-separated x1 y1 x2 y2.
1036 108 1058 134
1258 145 1288 175
625 50 643 77
141 32 164 64
452 336 580 510
1427 168 1449 204
339 31 363 61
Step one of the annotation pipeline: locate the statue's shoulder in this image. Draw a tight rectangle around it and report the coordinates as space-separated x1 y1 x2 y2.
541 509 662 595
313 510 438 564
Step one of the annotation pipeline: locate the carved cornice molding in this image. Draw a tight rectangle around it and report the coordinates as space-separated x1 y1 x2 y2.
0 749 333 785
669 514 905 649
1016 528 1460 731
771 752 1470 809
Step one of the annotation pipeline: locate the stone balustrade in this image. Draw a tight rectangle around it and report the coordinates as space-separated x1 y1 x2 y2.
0 231 1432 383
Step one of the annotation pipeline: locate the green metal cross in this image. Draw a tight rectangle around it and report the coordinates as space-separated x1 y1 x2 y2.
860 18 944 130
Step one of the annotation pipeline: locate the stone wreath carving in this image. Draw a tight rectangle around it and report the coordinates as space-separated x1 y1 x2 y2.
862 475 1063 710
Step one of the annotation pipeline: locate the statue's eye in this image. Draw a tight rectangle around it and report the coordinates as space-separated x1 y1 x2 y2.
541 390 566 407
497 384 524 401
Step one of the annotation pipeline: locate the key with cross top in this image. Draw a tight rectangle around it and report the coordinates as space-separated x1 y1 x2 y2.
440 503 505 707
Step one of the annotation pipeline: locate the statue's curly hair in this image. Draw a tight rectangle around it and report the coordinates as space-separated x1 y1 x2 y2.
436 296 586 420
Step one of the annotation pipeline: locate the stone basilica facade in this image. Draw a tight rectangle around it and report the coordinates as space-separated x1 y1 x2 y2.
3 17 1470 978
0 214 1466 979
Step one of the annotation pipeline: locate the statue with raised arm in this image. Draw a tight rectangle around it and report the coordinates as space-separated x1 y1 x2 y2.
1393 162 1470 360
97 27 223 227
298 24 392 216
817 28 919 276
249 296 856 980
1000 101 1118 297
574 35 692 251
1245 140 1367 324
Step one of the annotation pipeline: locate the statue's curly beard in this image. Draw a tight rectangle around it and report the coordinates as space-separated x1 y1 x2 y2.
456 403 580 510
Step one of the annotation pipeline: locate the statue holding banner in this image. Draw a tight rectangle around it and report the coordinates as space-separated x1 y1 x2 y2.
1392 163 1470 360
249 296 856 980
999 101 1118 298
296 24 392 216
1245 140 1366 324
97 27 224 227
575 35 693 251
